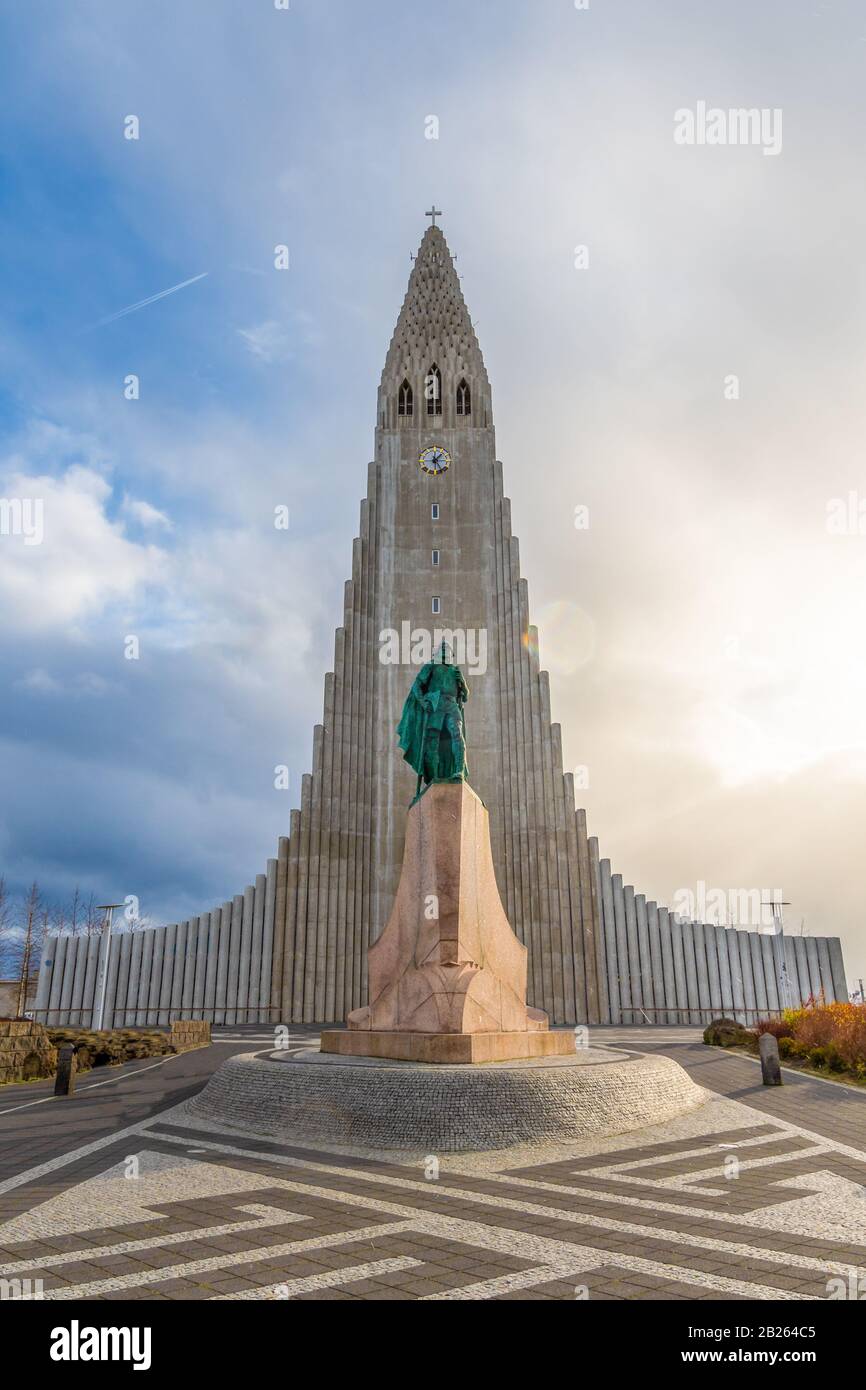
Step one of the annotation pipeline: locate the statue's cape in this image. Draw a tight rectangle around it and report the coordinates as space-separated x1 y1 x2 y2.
396 662 434 776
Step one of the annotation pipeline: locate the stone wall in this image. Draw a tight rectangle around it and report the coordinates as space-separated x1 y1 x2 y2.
34 909 848 1030
0 1019 56 1084
594 862 848 1026
34 915 276 1030
170 1019 211 1051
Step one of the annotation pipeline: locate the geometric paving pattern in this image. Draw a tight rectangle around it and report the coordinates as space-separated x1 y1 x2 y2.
2 1093 866 1300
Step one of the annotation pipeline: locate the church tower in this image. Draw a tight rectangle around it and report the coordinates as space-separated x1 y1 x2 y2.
270 218 605 1026
36 218 849 1032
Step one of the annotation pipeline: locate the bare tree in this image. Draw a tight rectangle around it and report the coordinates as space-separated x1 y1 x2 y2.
84 892 103 936
0 883 154 1018
0 877 14 980
68 885 82 936
14 882 40 1016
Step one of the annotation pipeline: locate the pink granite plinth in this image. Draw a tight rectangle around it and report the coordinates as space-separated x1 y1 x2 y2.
330 782 563 1064
320 1028 575 1064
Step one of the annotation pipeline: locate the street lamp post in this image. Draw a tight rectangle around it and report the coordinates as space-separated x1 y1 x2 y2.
769 898 793 1011
92 903 124 1030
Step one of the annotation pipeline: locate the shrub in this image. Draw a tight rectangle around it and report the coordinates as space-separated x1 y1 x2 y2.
46 1028 174 1073
756 1016 793 1039
758 1003 866 1077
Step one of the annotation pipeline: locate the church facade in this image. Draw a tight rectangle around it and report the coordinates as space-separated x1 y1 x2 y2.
35 222 848 1028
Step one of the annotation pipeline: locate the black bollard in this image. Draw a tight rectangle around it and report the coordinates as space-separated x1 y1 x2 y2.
54 1044 77 1097
759 1032 783 1086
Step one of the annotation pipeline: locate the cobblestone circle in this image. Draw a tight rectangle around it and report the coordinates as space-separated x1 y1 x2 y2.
189 1048 708 1151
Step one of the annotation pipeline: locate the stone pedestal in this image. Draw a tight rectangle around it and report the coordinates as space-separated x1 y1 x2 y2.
321 782 574 1063
191 1049 709 1152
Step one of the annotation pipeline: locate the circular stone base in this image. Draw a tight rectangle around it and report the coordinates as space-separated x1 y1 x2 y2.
188 1046 708 1153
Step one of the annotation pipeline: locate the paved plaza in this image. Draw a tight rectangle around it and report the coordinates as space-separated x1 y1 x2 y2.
1 1029 864 1301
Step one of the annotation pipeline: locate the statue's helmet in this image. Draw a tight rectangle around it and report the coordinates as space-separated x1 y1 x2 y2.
435 640 453 664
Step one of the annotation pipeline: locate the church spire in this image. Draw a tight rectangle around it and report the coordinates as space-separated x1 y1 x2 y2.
378 221 490 429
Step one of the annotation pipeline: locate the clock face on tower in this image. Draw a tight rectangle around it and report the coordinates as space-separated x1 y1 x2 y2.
419 445 451 476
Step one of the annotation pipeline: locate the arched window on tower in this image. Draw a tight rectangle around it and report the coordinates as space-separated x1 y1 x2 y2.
456 379 471 416
425 364 442 416
398 379 413 417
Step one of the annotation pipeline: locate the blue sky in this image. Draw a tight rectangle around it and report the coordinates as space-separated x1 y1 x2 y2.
1 1 865 982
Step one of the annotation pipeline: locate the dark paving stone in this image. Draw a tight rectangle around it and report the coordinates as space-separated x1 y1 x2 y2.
606 1038 866 1153
5 1028 866 1302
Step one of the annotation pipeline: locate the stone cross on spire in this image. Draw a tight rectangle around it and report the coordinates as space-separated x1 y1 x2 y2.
425 205 442 226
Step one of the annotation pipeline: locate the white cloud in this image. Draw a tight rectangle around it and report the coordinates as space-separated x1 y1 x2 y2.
17 668 62 695
122 496 173 530
237 320 293 364
0 463 165 631
17 669 116 697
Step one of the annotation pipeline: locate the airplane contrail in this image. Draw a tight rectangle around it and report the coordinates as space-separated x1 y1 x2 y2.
87 271 209 329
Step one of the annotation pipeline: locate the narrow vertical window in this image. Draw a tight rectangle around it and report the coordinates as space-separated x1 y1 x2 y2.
425 364 442 415
398 379 413 416
456 378 471 416
431 503 439 520
431 596 441 615
432 549 440 566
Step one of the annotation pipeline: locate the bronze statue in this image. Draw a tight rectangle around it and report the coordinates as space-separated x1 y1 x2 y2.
397 641 469 802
